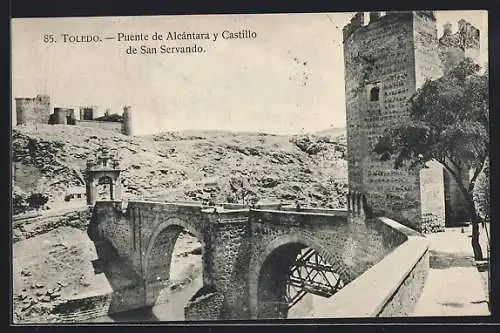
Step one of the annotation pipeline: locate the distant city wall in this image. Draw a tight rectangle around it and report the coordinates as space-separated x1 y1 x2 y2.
75 120 122 133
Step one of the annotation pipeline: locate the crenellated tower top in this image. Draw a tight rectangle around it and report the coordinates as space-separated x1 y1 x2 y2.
343 11 436 42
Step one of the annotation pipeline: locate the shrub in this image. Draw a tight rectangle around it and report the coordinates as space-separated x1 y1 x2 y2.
26 193 49 210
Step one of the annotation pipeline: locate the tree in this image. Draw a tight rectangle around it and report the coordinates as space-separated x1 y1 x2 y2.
26 192 49 210
373 58 489 260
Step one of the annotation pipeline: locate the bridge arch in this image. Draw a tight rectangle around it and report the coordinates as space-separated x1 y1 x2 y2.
143 217 205 306
249 234 351 319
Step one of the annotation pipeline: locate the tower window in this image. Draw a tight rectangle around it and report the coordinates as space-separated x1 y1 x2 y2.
370 87 380 101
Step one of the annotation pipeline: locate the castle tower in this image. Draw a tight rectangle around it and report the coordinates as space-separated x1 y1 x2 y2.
343 11 448 231
15 94 51 125
15 98 31 125
438 19 481 73
53 108 68 125
79 106 96 121
121 106 133 136
66 108 76 125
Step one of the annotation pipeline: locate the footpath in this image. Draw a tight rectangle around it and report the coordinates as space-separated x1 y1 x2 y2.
412 225 490 317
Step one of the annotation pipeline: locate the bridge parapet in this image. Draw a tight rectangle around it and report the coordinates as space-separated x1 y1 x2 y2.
307 217 429 318
279 206 349 216
201 208 249 224
249 208 348 226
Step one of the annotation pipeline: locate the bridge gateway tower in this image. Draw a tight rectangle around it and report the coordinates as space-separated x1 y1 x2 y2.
342 11 480 230
84 148 123 206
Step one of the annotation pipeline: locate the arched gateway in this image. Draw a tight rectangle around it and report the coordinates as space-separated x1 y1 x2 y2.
85 148 122 206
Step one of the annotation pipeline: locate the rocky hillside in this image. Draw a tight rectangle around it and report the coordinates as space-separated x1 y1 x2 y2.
12 124 348 214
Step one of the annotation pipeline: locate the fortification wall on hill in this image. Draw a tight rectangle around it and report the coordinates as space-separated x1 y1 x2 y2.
75 120 122 133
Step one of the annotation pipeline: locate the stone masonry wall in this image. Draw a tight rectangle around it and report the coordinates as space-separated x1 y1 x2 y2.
343 12 448 231
75 120 122 133
413 12 444 87
412 14 447 232
367 216 407 249
15 96 51 126
438 19 480 74
132 202 206 280
184 291 225 321
419 161 446 232
250 212 394 281
377 249 429 316
343 12 421 229
48 282 146 323
93 201 207 278
13 208 90 243
89 202 424 320
307 217 428 319
93 202 134 261
92 201 209 310
204 212 251 319
443 165 471 226
247 210 398 318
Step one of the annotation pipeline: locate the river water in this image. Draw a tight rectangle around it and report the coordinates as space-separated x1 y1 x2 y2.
89 275 203 322
89 274 320 322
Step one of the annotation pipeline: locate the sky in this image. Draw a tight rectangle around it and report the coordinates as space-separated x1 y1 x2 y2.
11 11 488 135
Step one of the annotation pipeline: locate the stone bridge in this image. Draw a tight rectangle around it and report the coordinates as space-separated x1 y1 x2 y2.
87 198 429 320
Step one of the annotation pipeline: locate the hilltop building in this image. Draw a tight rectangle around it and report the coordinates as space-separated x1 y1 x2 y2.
15 96 134 136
